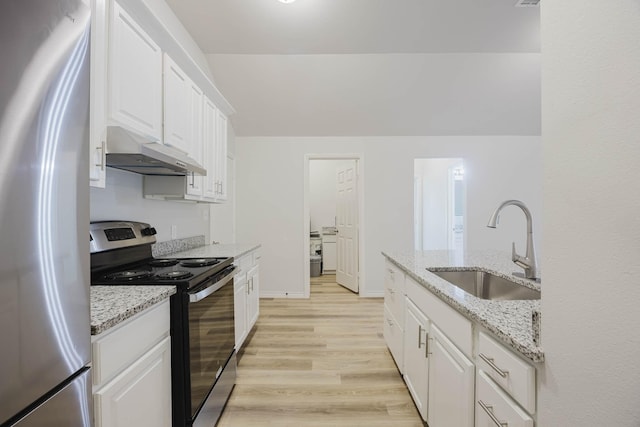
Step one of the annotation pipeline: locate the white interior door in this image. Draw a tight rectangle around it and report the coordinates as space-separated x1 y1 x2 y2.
336 160 359 293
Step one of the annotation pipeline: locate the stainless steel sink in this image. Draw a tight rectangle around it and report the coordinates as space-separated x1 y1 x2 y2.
428 269 541 301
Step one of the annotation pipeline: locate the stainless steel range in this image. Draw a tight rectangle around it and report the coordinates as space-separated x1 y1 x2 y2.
90 221 236 427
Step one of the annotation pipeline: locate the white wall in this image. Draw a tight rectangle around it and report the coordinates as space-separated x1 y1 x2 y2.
207 53 540 137
90 169 209 242
309 160 339 232
235 136 541 297
539 2 640 426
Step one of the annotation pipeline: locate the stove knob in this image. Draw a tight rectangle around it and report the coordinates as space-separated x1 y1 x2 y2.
141 227 157 236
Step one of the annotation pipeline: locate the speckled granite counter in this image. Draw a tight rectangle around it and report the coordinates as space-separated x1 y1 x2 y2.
91 286 176 335
382 250 544 363
169 243 261 259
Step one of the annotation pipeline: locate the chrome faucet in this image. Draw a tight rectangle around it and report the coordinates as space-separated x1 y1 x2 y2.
487 200 539 281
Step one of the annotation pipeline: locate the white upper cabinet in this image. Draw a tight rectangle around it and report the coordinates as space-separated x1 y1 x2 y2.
108 1 162 141
215 110 228 201
89 0 108 188
186 81 203 197
202 96 218 200
163 54 190 154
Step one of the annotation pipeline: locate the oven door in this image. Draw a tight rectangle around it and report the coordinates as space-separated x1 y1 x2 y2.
187 266 236 419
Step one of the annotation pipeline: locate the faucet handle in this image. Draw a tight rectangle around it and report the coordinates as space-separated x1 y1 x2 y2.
512 242 529 269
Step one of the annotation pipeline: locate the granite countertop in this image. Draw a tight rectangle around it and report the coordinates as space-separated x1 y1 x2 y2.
382 250 544 363
90 240 260 335
169 243 261 260
91 286 176 335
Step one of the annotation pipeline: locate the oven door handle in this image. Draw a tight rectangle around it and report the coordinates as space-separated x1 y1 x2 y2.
189 270 234 303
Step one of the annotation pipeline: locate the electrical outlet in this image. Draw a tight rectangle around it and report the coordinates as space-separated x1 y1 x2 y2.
171 225 177 239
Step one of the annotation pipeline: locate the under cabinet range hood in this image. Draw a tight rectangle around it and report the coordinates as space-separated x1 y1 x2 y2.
105 126 206 176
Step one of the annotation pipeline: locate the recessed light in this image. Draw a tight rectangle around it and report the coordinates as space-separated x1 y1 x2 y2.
278 0 297 3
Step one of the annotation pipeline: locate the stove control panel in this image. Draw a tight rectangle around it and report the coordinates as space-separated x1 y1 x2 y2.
104 228 136 241
90 221 157 253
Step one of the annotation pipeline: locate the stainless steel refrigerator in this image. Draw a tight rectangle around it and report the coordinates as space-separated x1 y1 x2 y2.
0 0 92 425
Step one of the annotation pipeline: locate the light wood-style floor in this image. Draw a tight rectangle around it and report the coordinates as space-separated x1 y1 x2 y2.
217 275 423 427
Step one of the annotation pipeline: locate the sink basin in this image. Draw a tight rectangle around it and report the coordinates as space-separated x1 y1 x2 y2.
428 269 540 301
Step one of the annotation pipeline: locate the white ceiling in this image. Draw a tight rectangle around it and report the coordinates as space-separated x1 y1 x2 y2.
165 0 541 136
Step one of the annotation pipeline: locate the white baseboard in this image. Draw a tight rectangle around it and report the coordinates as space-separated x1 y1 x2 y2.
360 291 384 298
259 291 307 299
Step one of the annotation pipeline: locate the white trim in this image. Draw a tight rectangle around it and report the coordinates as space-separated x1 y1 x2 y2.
304 153 365 298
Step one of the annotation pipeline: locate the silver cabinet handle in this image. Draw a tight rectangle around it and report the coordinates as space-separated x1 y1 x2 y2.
478 400 508 427
479 353 509 378
96 140 106 170
418 325 423 348
190 172 195 187
425 334 431 358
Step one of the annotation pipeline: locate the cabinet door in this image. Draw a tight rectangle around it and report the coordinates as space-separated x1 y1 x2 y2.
322 242 337 272
427 324 475 427
90 0 107 188
383 305 403 373
186 82 203 197
403 299 430 421
108 1 162 140
202 97 217 200
476 370 533 427
247 264 260 330
163 54 190 153
215 110 228 201
94 337 171 427
234 274 248 350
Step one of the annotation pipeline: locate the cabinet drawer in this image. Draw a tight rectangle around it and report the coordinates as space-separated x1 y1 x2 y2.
406 275 472 357
383 305 404 373
478 331 536 414
385 260 405 295
476 370 533 427
384 278 405 322
92 300 170 387
235 253 252 279
252 249 261 266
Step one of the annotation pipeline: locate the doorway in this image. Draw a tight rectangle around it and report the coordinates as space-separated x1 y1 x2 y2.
304 155 363 298
414 158 466 253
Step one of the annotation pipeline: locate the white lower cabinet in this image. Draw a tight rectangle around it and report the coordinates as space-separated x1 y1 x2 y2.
403 299 430 420
402 296 474 427
92 300 171 427
427 324 475 427
383 255 541 427
476 370 533 427
94 337 171 427
247 264 260 329
234 249 260 350
234 272 248 350
383 260 405 372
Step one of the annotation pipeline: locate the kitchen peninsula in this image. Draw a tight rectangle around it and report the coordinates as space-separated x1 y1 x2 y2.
383 249 542 427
